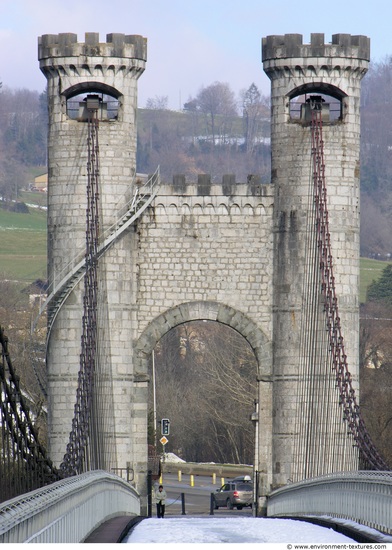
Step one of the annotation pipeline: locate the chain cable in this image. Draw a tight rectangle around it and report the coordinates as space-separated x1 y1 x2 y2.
60 106 100 476
310 105 388 471
0 326 60 502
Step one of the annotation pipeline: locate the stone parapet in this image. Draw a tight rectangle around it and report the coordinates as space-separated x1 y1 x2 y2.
38 32 147 62
262 33 370 63
169 174 271 197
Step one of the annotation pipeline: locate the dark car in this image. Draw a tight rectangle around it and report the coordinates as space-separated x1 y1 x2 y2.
213 480 253 510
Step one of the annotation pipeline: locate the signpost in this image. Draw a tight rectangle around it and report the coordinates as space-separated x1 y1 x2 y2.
160 419 170 476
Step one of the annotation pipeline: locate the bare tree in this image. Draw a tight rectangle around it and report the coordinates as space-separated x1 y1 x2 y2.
361 57 392 259
0 158 27 204
0 281 47 444
360 193 392 257
195 82 237 146
145 95 169 110
150 321 257 464
241 83 269 154
360 301 392 465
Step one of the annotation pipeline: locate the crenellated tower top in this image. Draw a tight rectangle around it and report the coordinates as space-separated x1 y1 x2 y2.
38 32 147 86
39 32 147 61
262 33 370 64
38 31 147 124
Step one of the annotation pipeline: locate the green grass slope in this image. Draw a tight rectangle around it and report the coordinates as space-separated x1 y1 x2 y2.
0 200 47 282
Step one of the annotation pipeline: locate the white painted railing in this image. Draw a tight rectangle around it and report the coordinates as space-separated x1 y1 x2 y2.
0 470 140 543
267 471 392 536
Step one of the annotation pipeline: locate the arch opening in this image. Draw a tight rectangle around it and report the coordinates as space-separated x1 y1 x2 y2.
148 320 258 465
63 83 121 121
288 82 347 124
135 301 272 482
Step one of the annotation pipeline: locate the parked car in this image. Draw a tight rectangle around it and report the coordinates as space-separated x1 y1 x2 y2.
230 475 252 482
213 480 253 510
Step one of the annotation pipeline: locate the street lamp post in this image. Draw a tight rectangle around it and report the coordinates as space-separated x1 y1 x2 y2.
250 399 259 516
152 349 157 448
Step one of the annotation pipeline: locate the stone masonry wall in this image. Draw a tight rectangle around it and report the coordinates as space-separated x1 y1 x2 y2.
132 176 275 500
40 29 369 514
135 178 274 339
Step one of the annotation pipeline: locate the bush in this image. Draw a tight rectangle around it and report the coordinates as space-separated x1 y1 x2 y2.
12 202 29 214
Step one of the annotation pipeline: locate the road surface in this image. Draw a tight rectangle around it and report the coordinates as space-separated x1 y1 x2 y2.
155 472 253 517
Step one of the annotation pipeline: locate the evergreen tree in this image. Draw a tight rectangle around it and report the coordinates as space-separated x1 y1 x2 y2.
367 264 392 305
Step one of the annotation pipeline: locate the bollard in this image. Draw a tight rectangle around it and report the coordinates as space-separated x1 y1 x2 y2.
147 470 152 518
210 493 214 515
178 470 182 482
159 473 163 485
212 473 216 485
221 477 225 486
181 492 186 515
190 474 195 487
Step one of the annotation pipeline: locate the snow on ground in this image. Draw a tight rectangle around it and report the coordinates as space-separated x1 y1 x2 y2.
123 517 354 544
164 452 186 463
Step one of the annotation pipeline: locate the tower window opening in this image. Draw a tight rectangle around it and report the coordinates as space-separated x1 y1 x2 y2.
66 92 119 121
289 93 342 124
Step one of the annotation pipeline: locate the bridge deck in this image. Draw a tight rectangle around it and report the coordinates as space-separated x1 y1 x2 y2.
84 515 144 543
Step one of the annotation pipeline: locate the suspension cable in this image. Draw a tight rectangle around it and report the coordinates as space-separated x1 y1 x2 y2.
310 105 388 471
0 326 60 502
60 105 100 476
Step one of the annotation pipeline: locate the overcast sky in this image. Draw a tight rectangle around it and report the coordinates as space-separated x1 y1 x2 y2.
1 0 392 110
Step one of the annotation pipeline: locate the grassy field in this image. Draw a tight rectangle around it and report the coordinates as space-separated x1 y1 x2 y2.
0 199 47 282
0 195 390 301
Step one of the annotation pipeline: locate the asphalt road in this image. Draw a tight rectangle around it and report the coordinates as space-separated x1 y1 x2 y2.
155 473 253 518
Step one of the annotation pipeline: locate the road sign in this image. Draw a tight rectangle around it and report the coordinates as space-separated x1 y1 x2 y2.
160 436 168 445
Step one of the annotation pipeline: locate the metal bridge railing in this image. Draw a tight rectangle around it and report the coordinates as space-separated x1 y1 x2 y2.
267 471 392 537
0 470 140 543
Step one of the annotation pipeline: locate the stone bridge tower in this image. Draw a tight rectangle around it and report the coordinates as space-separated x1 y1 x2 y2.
38 33 147 480
37 30 370 515
262 34 370 489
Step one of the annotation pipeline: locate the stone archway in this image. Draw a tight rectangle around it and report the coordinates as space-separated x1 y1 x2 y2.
134 300 272 378
134 300 273 515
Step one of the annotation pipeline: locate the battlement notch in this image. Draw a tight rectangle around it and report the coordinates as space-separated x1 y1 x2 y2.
169 174 271 197
38 32 147 62
262 33 370 63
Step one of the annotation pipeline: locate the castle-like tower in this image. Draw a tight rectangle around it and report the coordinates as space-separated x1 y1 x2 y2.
37 30 371 515
38 32 147 482
262 34 370 487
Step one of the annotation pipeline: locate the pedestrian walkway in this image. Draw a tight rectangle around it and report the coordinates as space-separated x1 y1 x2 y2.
84 516 145 543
